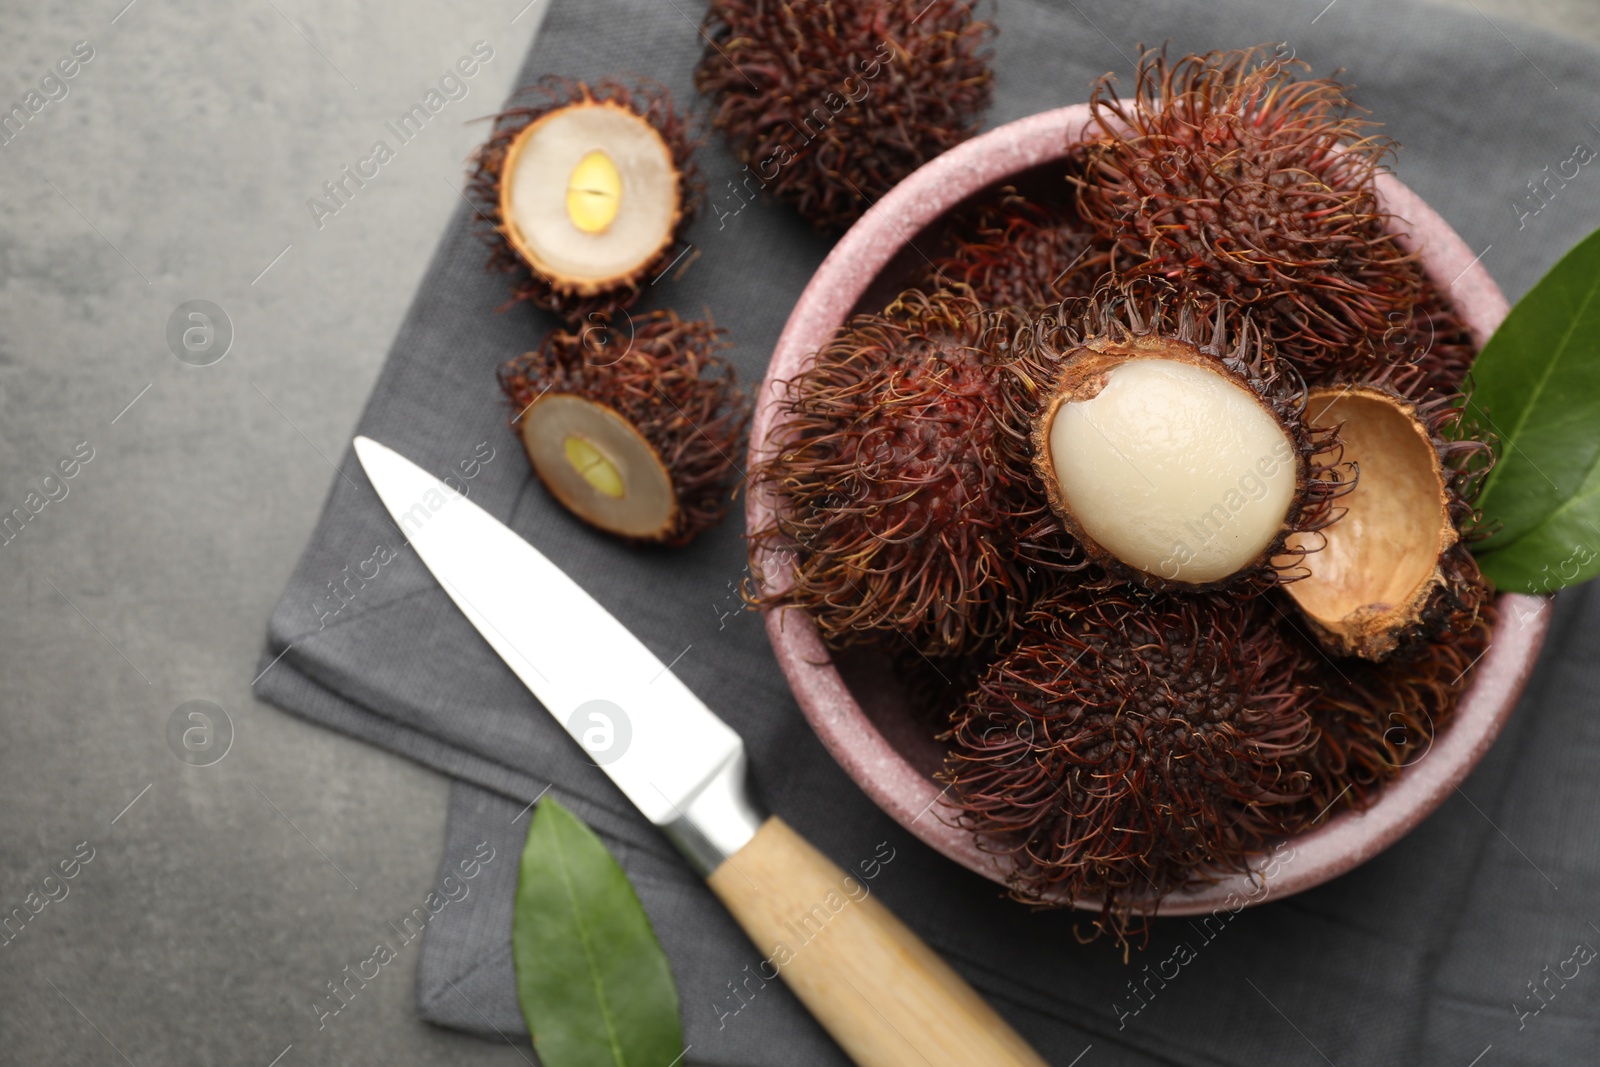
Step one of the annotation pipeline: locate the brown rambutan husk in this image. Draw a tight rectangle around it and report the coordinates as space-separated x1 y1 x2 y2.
998 282 1354 594
921 188 1111 310
941 588 1316 942
1073 45 1425 384
748 288 1090 658
468 76 700 322
498 310 749 546
1285 375 1496 659
694 0 995 233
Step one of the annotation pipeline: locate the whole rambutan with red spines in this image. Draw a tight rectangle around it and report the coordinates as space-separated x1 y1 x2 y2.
1073 45 1425 384
469 76 700 322
499 309 749 546
748 288 1088 658
941 587 1316 937
922 188 1110 310
694 0 996 233
1378 281 1480 401
1281 603 1496 826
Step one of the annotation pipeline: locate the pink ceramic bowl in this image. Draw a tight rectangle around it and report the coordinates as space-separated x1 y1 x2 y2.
747 105 1553 915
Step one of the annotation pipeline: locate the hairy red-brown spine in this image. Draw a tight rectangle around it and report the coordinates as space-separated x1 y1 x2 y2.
695 0 995 233
942 589 1315 944
1074 46 1424 383
922 188 1110 310
748 289 1087 657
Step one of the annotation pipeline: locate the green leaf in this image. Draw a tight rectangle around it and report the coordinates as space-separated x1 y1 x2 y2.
1466 226 1600 594
513 798 683 1067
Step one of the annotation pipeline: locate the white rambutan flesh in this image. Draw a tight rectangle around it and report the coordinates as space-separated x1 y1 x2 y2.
1046 357 1298 584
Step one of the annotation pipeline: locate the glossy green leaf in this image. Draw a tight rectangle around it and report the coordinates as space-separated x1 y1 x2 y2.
513 799 683 1067
1466 226 1600 594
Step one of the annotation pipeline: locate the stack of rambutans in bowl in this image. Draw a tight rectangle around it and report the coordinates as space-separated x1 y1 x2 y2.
745 45 1551 941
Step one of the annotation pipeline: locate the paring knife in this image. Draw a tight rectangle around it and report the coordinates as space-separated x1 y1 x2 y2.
353 436 1047 1067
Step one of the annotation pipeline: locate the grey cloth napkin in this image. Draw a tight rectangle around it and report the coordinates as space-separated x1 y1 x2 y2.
258 0 1600 1063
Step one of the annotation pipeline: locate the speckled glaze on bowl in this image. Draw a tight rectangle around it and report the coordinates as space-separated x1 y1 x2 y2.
747 105 1553 915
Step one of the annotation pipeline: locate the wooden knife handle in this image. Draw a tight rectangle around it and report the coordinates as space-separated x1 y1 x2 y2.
706 816 1047 1067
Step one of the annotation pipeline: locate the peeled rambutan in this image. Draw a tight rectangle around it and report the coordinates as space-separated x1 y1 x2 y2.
498 310 749 546
1281 382 1494 660
941 588 1315 935
469 76 699 322
921 189 1109 310
694 0 995 233
748 288 1086 658
1009 285 1351 592
1074 45 1424 383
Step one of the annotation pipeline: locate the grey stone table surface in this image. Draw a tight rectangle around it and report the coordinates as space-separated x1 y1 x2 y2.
0 1 1594 1066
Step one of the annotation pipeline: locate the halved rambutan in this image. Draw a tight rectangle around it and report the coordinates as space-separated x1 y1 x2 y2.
469 76 699 322
694 0 995 233
748 289 1086 658
1280 382 1493 660
922 189 1109 310
942 588 1315 936
499 310 749 546
1074 46 1424 383
1011 286 1350 592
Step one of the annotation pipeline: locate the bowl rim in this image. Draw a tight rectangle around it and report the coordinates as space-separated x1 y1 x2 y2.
746 104 1554 915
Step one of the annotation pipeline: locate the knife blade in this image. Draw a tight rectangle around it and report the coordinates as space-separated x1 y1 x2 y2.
353 435 1046 1067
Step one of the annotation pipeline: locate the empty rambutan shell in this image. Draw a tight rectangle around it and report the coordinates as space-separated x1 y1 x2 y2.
1281 384 1494 660
1021 291 1349 592
942 588 1315 934
498 310 749 546
469 76 698 321
1074 45 1425 383
747 289 1086 658
694 0 995 233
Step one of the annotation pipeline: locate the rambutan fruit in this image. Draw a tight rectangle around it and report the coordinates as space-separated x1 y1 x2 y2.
941 588 1315 931
1073 45 1425 383
469 76 698 322
694 0 995 233
748 289 1085 658
1280 383 1494 661
922 189 1109 310
1018 288 1350 592
498 310 749 546
1374 280 1479 401
1283 603 1495 823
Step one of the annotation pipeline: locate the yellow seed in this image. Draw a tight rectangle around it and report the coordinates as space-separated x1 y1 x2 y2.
563 434 625 498
565 150 622 234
